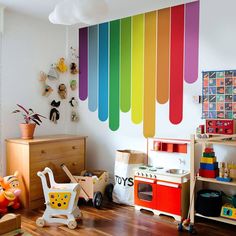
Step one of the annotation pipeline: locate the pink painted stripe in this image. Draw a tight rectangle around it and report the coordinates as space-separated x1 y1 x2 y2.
184 1 199 84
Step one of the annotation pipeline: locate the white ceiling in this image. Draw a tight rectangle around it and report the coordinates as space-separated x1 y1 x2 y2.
0 0 197 25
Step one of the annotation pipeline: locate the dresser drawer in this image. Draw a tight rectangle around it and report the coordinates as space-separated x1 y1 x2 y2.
30 156 84 181
30 139 84 163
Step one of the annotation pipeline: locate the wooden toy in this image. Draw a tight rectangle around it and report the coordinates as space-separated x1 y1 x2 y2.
200 157 216 164
57 57 67 73
36 167 82 229
61 164 113 209
0 214 21 235
221 204 236 220
206 119 235 135
0 172 21 214
199 169 219 178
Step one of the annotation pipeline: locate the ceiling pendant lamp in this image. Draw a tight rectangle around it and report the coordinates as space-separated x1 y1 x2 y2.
49 0 108 25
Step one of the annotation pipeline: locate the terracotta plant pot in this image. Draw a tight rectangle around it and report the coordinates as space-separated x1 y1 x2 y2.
19 123 36 139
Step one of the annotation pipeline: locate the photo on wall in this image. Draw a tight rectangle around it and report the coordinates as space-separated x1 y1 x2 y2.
202 70 236 119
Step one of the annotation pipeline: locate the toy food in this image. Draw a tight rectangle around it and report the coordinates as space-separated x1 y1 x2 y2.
57 58 67 73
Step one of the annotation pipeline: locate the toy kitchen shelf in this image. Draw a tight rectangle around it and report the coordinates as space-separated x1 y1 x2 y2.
190 134 236 226
148 138 190 154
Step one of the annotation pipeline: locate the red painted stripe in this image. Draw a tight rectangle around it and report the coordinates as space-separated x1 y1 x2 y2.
169 5 184 125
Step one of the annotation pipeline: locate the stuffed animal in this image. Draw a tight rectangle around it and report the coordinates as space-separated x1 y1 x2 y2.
58 84 67 99
70 63 78 74
57 58 67 73
69 97 78 107
0 172 21 215
39 71 53 97
50 108 60 124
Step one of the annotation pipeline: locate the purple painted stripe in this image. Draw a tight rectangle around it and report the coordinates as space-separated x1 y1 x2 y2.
184 1 199 84
79 27 88 100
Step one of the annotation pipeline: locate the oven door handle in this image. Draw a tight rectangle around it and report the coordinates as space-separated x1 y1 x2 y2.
134 177 155 183
156 181 180 188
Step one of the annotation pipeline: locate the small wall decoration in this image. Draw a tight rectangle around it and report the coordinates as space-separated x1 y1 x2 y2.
70 79 77 91
69 97 78 107
78 0 200 137
202 70 236 119
58 83 67 99
71 111 79 122
39 71 53 96
57 57 68 73
50 100 60 124
48 64 59 80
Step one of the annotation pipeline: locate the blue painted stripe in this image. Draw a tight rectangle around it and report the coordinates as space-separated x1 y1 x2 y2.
88 25 98 112
98 23 109 121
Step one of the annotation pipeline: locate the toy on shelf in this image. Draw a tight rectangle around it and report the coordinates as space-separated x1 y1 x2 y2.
199 147 219 178
56 57 67 73
0 214 21 235
221 203 236 220
36 167 82 229
61 164 113 209
216 162 232 182
0 172 21 214
206 119 235 135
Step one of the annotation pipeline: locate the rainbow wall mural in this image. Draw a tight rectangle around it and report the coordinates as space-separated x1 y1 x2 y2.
79 1 200 138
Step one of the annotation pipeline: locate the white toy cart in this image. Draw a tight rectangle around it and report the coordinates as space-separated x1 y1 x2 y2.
36 167 82 229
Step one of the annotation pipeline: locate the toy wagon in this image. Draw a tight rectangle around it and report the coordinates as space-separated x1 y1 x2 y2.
61 164 113 208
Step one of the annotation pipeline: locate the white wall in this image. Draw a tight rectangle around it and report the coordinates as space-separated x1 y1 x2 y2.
74 0 236 177
0 10 70 175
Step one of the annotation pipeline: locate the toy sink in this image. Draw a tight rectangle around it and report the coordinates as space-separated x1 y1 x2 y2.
166 169 188 175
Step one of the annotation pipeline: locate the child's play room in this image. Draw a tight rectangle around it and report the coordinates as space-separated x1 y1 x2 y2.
0 0 236 235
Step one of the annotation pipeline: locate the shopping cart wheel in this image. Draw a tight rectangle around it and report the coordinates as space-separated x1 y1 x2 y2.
68 220 77 229
36 217 45 227
93 191 103 209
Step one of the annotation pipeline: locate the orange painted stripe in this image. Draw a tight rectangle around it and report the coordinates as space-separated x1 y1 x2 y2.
143 11 157 138
156 8 170 104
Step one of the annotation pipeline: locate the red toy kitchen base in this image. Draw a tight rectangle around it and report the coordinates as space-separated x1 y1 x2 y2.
134 166 190 221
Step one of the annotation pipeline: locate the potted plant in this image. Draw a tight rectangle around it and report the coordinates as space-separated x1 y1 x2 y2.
12 104 46 139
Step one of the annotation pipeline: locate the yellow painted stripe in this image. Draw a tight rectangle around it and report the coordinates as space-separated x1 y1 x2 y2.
157 8 170 104
200 157 216 164
131 14 144 124
143 11 156 138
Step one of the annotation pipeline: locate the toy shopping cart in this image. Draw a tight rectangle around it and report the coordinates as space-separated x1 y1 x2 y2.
36 167 82 229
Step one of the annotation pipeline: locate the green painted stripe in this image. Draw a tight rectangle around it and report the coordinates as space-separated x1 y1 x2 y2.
109 20 120 131
120 17 131 112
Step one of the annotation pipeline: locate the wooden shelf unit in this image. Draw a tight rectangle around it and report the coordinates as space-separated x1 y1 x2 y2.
190 134 236 226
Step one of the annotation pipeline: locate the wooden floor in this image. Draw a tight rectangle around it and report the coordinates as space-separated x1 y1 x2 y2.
16 202 236 236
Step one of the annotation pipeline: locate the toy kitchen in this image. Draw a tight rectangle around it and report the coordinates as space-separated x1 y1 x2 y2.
134 138 190 221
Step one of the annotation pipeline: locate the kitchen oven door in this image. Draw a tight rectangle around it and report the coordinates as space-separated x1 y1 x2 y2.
156 180 181 215
134 177 157 209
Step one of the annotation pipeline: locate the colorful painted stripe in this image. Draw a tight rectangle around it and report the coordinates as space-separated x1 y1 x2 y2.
120 17 131 113
79 27 88 101
143 11 157 138
184 1 199 84
169 5 184 125
98 23 109 121
88 25 98 112
131 14 144 124
156 8 170 104
109 20 120 131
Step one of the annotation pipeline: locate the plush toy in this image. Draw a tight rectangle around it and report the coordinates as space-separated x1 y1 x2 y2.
71 111 79 122
58 84 67 99
50 108 60 124
57 58 67 73
70 80 77 91
70 63 79 74
0 172 21 215
48 64 59 80
39 71 53 96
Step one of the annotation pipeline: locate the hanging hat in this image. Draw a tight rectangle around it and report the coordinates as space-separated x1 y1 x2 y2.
48 64 59 79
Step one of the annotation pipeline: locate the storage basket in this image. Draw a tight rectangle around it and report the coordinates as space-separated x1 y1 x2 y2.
196 189 222 216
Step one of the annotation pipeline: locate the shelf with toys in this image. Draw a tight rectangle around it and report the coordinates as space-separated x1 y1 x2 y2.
190 134 236 226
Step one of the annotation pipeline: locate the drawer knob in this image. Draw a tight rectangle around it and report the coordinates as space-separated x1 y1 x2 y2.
72 162 77 166
72 146 79 150
41 150 46 154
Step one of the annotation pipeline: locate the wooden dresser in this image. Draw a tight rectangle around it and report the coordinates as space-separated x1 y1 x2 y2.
6 134 87 209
